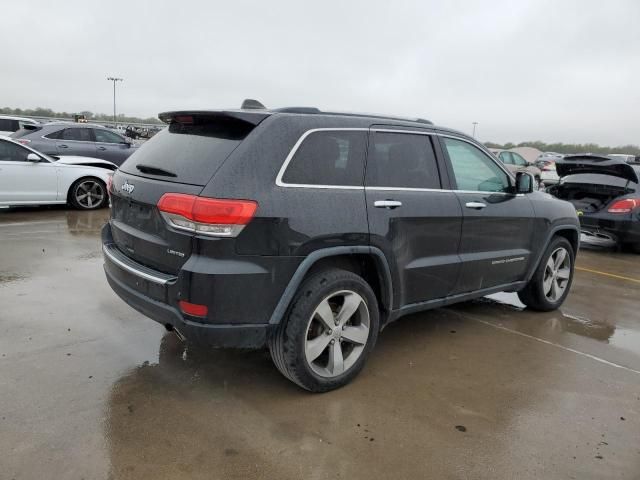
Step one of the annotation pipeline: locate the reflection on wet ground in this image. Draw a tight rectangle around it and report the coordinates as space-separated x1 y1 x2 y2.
1 208 640 479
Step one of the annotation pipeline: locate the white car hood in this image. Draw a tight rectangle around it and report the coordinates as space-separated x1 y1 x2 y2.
55 156 117 169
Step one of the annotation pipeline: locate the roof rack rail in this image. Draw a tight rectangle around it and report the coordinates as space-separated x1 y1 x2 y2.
273 107 322 114
239 100 433 125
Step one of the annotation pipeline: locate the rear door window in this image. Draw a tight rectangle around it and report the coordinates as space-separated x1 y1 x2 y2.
366 132 441 189
281 130 367 186
119 117 255 186
44 129 65 140
61 128 93 142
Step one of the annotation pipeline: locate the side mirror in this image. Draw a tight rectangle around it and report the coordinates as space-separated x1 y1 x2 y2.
515 171 534 194
26 153 41 162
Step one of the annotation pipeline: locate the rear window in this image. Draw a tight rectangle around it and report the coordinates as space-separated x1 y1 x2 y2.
12 124 42 138
119 117 254 186
282 130 367 186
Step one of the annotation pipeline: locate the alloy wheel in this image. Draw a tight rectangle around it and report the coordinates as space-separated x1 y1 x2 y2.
304 290 370 378
75 180 105 209
543 247 571 302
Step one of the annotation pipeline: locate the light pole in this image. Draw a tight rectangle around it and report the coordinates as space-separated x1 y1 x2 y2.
472 122 478 138
107 77 123 127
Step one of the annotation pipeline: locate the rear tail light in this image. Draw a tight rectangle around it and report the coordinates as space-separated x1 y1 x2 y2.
106 174 113 196
16 139 31 145
157 193 257 237
607 198 640 214
179 300 208 317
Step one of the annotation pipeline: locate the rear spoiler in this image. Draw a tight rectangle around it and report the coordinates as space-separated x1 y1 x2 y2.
158 110 271 126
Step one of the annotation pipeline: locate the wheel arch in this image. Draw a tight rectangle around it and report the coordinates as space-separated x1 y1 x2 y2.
525 225 579 282
268 246 393 326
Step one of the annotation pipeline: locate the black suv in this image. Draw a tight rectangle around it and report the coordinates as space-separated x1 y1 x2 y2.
102 105 580 392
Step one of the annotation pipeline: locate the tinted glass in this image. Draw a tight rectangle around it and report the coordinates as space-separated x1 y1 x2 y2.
120 117 254 186
62 128 92 141
443 138 510 192
0 140 29 162
94 129 124 143
44 129 64 140
0 119 19 132
366 132 440 189
282 131 366 186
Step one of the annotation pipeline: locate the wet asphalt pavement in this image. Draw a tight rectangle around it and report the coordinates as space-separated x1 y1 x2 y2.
1 208 639 480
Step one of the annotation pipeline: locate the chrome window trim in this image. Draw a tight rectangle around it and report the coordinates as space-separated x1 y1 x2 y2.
371 128 434 136
276 127 518 195
275 128 369 189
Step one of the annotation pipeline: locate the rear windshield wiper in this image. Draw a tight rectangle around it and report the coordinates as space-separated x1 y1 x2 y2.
135 164 177 177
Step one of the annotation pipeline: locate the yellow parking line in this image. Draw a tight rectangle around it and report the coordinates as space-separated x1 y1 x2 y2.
575 266 640 284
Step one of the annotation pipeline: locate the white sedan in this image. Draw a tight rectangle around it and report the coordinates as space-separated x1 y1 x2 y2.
0 136 116 210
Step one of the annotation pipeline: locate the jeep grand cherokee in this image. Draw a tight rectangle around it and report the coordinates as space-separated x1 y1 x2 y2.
102 104 580 392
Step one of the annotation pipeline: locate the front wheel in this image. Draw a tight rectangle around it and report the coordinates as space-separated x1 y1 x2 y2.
518 236 575 311
269 268 379 392
69 178 108 210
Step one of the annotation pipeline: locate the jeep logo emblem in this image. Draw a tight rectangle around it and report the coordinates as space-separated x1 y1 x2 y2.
121 181 135 194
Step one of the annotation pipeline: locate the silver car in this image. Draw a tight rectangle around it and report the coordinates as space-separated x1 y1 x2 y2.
11 122 137 166
490 149 542 187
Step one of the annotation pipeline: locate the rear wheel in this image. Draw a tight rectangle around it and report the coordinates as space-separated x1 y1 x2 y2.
269 268 379 392
518 236 575 311
69 178 108 210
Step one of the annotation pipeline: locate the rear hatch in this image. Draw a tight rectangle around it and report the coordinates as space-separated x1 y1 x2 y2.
556 155 639 183
109 111 268 274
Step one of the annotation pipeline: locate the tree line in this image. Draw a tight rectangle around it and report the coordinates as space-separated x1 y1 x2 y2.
0 106 163 125
484 140 640 156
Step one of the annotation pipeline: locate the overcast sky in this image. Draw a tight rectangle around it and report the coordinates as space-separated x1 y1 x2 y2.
3 0 639 145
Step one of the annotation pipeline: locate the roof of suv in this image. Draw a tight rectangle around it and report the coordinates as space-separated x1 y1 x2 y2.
158 105 470 139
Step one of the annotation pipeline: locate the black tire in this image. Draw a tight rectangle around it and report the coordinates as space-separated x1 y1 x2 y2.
268 268 380 392
518 236 575 311
68 177 108 210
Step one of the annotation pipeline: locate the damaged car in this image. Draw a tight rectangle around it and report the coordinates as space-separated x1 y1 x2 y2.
546 154 640 252
0 137 115 210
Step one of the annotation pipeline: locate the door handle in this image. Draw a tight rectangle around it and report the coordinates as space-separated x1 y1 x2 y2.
97 146 107 151
374 200 402 209
465 202 486 209
58 144 68 148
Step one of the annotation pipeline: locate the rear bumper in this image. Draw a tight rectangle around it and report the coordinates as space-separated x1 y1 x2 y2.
102 223 273 348
104 266 270 348
579 213 640 246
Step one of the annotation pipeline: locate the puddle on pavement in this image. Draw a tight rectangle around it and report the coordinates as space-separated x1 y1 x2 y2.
456 292 640 355
0 272 25 285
